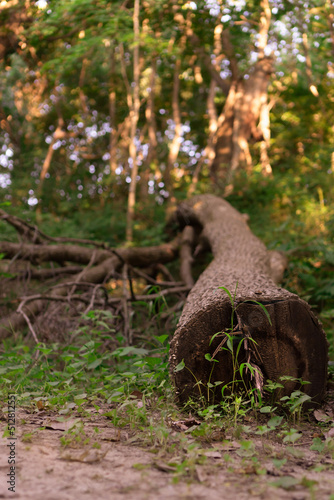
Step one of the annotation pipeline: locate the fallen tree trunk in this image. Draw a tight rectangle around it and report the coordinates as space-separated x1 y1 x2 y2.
169 195 328 406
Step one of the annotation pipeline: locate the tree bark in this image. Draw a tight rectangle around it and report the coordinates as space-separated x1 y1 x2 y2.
211 57 273 185
169 195 328 406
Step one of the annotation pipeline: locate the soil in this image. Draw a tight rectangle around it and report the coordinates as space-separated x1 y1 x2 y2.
1 398 334 500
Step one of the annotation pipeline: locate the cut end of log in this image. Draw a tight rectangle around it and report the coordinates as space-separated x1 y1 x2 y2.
170 296 328 406
170 295 328 407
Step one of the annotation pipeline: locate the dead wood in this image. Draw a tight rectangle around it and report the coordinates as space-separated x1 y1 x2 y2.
0 241 111 265
169 195 328 406
179 226 196 288
0 208 109 248
18 266 84 280
0 214 180 340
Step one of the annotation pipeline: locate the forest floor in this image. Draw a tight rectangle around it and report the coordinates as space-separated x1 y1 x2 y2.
1 396 334 500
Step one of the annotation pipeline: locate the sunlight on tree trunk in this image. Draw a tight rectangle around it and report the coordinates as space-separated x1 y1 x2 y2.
259 99 272 176
165 52 183 211
212 0 272 189
36 113 66 223
257 0 271 59
142 60 158 198
126 0 140 243
109 43 117 175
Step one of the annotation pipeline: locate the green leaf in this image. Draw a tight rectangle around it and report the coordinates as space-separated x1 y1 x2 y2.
246 300 272 325
272 458 287 469
87 359 103 370
218 286 233 305
260 406 274 414
289 394 311 412
310 437 325 452
174 360 185 372
155 334 169 344
268 415 283 428
209 331 224 346
283 432 302 443
239 362 254 378
74 393 87 400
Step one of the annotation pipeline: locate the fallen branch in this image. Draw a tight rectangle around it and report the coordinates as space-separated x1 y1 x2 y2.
0 232 180 339
179 226 196 288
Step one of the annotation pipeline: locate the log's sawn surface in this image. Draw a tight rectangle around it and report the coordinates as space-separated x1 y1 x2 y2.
169 195 328 405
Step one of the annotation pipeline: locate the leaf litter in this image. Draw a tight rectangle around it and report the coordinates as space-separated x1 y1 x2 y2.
0 404 334 500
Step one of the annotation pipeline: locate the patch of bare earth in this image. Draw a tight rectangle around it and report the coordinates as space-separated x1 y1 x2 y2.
0 403 334 500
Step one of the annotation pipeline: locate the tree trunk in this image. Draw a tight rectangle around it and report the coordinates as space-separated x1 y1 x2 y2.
211 57 273 186
126 0 141 243
165 32 186 212
169 195 328 406
109 43 118 175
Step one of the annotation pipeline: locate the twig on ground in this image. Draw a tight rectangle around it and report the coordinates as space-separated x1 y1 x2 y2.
155 263 176 282
83 284 108 314
17 301 40 344
130 266 184 287
69 249 98 297
107 285 191 304
19 266 83 281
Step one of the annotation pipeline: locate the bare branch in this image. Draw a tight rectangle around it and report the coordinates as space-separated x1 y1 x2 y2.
107 285 191 304
17 301 40 344
179 226 196 288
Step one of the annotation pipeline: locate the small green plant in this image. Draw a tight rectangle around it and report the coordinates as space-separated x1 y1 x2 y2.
275 376 312 423
60 421 90 448
282 427 302 445
204 283 272 407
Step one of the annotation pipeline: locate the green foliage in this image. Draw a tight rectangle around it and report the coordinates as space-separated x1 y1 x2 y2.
0 309 171 411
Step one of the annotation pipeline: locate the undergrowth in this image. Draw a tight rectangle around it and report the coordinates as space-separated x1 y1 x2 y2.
0 304 332 432
1 303 334 494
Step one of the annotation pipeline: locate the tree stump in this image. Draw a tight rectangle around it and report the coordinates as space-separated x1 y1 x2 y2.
169 195 328 406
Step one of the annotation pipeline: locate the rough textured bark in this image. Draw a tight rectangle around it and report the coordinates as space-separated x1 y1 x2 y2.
169 195 328 406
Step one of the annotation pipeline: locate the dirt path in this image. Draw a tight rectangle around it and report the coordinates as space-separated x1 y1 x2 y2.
1 403 334 500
